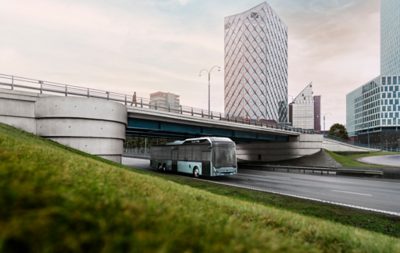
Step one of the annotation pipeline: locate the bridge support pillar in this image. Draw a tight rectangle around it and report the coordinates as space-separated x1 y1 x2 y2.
236 134 323 162
0 88 127 163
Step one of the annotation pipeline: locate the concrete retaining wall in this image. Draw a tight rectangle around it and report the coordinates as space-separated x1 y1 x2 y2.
0 89 38 133
0 89 127 163
237 134 323 162
323 138 380 153
35 97 127 163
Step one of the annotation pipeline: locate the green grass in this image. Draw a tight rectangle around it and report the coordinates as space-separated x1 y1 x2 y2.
326 150 399 168
1 123 400 253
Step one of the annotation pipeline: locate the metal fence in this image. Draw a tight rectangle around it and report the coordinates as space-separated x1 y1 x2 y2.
240 164 384 177
0 73 318 135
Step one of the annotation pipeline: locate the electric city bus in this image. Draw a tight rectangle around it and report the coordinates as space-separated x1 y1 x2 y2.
150 137 237 177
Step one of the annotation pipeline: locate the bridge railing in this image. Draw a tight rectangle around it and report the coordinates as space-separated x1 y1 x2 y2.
0 73 317 135
0 73 224 117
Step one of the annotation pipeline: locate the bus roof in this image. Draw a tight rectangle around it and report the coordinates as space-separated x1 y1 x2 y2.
152 137 234 148
165 140 185 146
183 137 234 144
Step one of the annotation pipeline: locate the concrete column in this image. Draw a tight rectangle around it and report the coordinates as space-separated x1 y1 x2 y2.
0 89 38 134
35 96 127 163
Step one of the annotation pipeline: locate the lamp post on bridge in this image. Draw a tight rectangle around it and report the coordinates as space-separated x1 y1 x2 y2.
199 65 221 117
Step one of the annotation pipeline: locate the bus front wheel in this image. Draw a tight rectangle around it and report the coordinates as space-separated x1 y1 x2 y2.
193 167 200 178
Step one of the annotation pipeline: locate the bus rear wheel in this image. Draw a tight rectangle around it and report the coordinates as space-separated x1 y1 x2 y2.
193 167 200 178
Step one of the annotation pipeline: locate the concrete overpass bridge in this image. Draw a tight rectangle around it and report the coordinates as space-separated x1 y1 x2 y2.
127 106 292 142
0 73 323 163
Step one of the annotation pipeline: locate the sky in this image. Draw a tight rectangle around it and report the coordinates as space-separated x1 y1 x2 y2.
0 0 380 129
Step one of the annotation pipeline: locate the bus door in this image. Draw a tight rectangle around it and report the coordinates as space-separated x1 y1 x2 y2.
172 148 178 172
202 150 211 176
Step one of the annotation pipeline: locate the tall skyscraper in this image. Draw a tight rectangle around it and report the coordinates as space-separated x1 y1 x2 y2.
381 0 400 75
346 0 400 149
224 2 288 123
313 96 321 132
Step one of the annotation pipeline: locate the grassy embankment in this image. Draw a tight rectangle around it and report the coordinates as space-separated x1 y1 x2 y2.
326 150 400 168
1 123 400 252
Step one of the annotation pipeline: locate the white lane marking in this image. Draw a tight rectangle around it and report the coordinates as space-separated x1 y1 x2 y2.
331 190 373 197
196 179 400 217
237 173 291 181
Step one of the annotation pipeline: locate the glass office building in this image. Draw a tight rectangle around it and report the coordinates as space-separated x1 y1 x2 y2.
224 2 288 123
347 0 400 149
347 75 400 148
347 76 381 137
381 0 400 76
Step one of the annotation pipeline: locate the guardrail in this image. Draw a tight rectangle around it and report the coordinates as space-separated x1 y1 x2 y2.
0 73 317 134
239 164 384 177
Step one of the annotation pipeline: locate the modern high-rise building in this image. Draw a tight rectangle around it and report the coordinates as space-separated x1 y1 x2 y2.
346 76 381 137
289 83 321 131
313 96 321 131
224 2 288 123
346 75 400 148
346 0 400 149
289 84 314 130
381 0 400 76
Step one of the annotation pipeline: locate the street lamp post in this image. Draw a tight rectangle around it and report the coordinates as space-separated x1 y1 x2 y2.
199 65 221 117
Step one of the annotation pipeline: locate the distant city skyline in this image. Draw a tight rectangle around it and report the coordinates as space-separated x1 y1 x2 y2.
0 0 380 129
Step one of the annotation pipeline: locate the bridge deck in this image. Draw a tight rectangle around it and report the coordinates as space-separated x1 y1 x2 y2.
127 107 299 142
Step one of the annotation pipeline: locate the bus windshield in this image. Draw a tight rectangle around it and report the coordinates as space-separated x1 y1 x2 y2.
213 143 236 168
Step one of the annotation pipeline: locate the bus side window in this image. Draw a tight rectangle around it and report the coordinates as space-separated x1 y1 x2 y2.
185 146 193 161
178 146 185 161
192 146 202 161
202 151 210 161
172 149 178 160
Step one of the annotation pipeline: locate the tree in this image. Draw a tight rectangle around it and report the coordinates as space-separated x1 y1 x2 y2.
328 123 349 140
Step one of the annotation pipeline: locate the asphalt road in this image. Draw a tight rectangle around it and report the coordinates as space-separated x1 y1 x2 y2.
359 155 400 167
122 157 400 216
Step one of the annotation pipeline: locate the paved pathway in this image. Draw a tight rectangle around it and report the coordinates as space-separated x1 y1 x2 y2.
359 155 400 167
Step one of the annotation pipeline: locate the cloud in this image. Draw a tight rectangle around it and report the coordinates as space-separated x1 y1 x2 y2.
175 0 191 6
277 0 380 127
0 0 225 109
0 0 382 127
307 0 356 14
